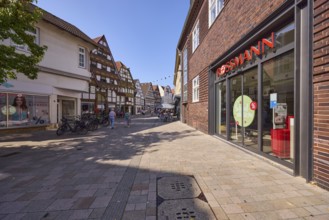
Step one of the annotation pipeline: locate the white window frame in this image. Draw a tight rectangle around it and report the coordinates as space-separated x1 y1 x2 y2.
183 48 188 103
11 28 40 52
208 0 224 27
79 46 86 68
192 76 199 102
192 20 199 53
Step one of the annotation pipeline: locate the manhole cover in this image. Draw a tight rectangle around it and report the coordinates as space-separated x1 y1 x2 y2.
158 176 201 200
158 199 216 220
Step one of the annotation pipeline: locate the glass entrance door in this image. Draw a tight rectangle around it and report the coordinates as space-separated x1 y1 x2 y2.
230 75 243 145
229 67 258 150
62 100 75 118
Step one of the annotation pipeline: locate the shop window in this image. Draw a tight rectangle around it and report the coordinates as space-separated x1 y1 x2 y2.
0 93 49 128
275 22 294 49
81 102 94 114
192 20 199 52
192 76 199 102
262 51 294 163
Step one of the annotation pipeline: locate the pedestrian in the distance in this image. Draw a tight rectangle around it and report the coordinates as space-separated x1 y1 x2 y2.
124 111 131 127
109 109 116 129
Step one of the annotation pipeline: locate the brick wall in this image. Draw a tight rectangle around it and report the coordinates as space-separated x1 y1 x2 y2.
313 0 329 190
185 0 285 134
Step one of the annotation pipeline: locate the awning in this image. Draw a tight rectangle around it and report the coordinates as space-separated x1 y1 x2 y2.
158 103 175 109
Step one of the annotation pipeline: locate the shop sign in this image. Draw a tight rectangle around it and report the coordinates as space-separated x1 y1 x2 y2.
216 32 275 77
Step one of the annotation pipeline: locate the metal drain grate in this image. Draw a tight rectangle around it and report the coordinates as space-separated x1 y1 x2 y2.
158 176 201 200
157 176 216 219
157 199 216 220
176 208 196 219
171 181 186 191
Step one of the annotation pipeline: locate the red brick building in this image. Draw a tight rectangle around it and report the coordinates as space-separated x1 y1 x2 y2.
313 0 329 190
176 0 329 190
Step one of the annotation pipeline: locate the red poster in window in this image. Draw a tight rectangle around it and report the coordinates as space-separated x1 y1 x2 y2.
250 101 257 110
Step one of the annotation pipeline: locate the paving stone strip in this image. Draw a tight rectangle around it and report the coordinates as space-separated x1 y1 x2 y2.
101 154 142 220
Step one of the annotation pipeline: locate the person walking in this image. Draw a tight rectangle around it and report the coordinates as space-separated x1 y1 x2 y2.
109 109 116 129
124 111 131 127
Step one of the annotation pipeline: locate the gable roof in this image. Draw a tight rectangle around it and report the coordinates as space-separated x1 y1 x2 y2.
115 61 126 71
93 35 103 43
141 82 153 97
30 4 97 47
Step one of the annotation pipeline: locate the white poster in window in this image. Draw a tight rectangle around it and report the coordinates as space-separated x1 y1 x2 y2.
270 93 277 109
273 103 287 129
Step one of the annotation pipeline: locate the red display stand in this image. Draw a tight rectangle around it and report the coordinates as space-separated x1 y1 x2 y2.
271 128 290 158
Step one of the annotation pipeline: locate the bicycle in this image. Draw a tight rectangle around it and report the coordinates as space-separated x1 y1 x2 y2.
81 113 99 131
56 116 88 136
99 113 109 127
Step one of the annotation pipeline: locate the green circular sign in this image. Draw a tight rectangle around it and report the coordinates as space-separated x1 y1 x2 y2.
1 105 16 115
233 95 255 127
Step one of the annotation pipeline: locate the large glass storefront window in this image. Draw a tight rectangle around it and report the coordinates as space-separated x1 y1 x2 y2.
215 82 226 136
214 22 295 167
0 93 49 128
262 51 294 163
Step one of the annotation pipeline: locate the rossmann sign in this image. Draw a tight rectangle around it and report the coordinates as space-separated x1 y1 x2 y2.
216 32 275 77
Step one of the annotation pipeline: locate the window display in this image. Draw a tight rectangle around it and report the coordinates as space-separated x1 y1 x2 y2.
262 51 294 162
0 93 49 128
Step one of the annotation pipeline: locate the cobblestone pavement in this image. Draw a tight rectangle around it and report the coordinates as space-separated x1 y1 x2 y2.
1 116 329 220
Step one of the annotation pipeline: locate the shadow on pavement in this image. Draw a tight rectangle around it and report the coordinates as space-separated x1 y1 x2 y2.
0 116 213 219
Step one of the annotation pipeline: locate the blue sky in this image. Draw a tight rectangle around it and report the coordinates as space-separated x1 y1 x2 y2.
36 0 190 87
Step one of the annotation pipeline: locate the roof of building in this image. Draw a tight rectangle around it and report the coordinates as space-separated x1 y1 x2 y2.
30 4 97 47
93 36 103 43
141 82 152 96
115 61 127 71
177 0 201 50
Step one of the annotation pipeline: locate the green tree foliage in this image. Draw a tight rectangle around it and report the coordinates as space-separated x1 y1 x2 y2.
0 0 47 83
